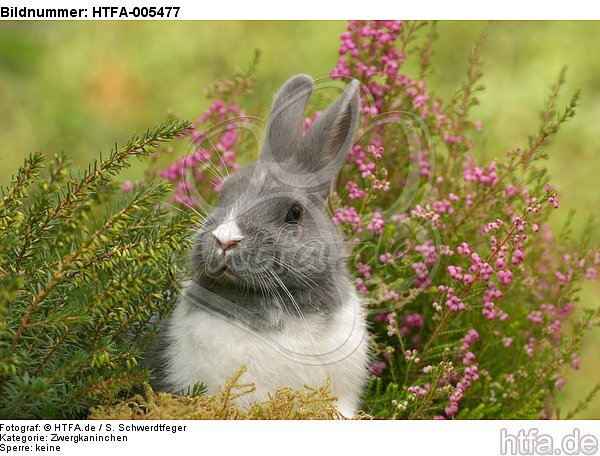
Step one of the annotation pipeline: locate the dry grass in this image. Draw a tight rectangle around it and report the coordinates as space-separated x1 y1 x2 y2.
90 367 367 420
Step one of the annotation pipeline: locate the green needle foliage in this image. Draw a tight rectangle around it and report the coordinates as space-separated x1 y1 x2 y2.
0 118 196 418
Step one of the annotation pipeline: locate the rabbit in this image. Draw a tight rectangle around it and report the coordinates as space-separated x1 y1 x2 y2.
155 74 370 417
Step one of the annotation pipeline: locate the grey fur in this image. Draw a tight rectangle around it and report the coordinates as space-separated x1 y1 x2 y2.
184 75 361 330
262 73 314 165
148 74 364 394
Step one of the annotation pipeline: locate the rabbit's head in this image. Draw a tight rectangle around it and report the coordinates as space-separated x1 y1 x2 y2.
190 74 360 298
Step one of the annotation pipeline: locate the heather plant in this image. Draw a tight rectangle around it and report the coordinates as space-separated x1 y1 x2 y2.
155 21 599 419
0 119 196 418
2 20 598 420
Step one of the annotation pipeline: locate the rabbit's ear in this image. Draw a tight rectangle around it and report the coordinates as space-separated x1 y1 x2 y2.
260 74 314 164
297 80 360 191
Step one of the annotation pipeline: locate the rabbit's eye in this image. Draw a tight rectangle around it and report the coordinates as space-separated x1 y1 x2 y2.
286 205 303 223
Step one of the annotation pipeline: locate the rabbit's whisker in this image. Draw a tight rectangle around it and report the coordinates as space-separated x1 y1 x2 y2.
203 134 231 178
268 256 319 290
161 200 209 223
265 268 320 354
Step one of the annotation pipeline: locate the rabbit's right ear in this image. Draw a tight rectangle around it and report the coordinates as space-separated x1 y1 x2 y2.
260 74 313 164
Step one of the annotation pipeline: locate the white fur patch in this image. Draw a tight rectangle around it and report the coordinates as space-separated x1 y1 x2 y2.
162 285 370 417
211 220 244 247
259 169 267 182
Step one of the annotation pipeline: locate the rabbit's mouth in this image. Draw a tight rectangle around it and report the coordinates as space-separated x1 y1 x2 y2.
215 261 271 291
220 265 239 282
215 261 248 286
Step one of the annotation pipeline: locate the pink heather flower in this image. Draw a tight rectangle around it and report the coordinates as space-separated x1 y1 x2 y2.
524 337 536 357
367 145 384 160
387 324 399 337
386 290 400 300
356 262 372 278
502 337 513 347
555 377 565 390
409 204 441 227
345 181 366 200
303 112 318 130
468 328 480 340
481 283 502 320
462 351 476 366
479 263 494 281
160 99 249 207
379 252 394 265
408 384 429 397
369 361 387 377
456 242 471 255
586 267 597 280
527 310 543 324
445 405 457 417
464 365 479 383
571 353 581 370
463 156 498 185
505 185 518 199
412 261 430 287
470 252 482 266
417 151 430 177
443 133 463 144
355 278 368 294
122 180 133 192
432 198 455 215
463 329 479 349
405 348 422 363
447 193 459 204
415 242 438 266
366 212 385 235
548 319 562 334
445 295 465 312
173 193 196 208
391 214 407 223
372 178 391 192
333 206 362 232
511 249 524 265
497 269 513 286
447 265 464 281
332 20 442 135
404 313 424 329
374 311 390 323
557 303 574 318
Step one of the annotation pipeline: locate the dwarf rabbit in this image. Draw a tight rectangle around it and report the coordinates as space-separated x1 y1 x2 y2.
156 74 370 417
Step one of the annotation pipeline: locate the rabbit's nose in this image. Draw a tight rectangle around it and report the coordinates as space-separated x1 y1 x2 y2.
218 238 240 251
212 221 244 251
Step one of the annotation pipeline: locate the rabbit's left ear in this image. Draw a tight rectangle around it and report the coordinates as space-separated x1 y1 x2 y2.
260 74 314 165
296 80 361 191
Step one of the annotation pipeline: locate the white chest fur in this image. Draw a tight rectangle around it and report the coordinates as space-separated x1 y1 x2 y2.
161 285 370 417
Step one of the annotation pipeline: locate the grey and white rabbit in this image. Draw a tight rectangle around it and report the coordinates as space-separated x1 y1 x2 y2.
156 75 369 417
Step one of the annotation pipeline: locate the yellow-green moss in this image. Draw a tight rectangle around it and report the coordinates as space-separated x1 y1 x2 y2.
90 367 368 420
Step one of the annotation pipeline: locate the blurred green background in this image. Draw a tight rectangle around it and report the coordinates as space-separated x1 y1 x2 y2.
0 21 598 417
